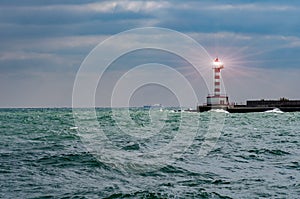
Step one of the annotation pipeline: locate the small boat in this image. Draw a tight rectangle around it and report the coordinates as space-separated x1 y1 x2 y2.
143 104 162 109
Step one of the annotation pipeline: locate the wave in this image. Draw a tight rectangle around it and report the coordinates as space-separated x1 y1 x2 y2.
264 108 284 113
208 109 229 113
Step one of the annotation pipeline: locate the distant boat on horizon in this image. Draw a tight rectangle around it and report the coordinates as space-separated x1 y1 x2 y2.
143 104 162 109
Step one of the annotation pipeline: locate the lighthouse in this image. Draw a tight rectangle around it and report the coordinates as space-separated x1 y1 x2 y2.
206 58 229 107
195 58 300 112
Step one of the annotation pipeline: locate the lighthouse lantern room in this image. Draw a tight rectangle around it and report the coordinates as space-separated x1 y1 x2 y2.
206 58 229 106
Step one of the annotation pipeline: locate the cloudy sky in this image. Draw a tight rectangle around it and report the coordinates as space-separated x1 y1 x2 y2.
1 0 300 108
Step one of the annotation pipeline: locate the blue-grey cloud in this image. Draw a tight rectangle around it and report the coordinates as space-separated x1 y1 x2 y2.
158 3 300 36
0 0 98 6
1 1 300 39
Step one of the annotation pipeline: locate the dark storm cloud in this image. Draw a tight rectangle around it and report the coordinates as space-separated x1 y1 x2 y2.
0 0 98 6
157 1 300 36
0 7 152 26
0 6 152 40
0 19 146 39
1 1 300 39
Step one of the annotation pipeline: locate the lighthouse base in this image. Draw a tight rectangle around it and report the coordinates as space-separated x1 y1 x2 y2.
206 95 229 106
197 105 228 112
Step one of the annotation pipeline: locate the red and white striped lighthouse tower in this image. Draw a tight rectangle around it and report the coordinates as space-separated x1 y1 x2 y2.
206 58 228 106
213 58 223 96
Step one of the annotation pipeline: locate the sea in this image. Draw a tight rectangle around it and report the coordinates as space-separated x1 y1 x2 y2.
0 108 299 198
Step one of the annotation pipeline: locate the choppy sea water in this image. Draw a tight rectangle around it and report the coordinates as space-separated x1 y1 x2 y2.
0 108 300 198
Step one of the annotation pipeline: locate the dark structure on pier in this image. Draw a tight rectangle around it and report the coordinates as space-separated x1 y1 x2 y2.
198 98 300 113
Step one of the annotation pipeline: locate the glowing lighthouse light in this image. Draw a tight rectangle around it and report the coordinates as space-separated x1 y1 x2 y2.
213 58 224 68
207 58 228 106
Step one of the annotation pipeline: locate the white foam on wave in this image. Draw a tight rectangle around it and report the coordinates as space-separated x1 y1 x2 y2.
208 109 229 113
70 126 79 130
264 108 284 113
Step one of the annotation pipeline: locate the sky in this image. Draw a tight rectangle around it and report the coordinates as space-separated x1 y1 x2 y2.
1 0 300 108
